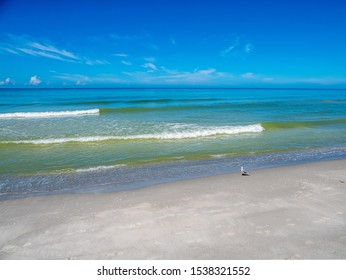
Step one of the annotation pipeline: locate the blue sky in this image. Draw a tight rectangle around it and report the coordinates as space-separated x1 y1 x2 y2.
1 0 346 87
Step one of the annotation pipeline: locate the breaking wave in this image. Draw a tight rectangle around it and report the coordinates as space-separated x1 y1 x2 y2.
2 123 264 144
0 109 99 119
75 164 126 173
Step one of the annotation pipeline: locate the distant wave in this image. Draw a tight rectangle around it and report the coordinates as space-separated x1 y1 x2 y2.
0 109 99 119
2 124 264 144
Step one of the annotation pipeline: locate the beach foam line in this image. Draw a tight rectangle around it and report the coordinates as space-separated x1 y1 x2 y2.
2 124 264 144
0 109 99 119
75 164 126 173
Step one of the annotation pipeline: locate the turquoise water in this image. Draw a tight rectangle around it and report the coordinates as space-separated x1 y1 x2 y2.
1 88 346 198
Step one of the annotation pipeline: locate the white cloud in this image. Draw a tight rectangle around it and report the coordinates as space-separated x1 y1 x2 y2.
0 77 13 85
85 59 110 66
76 80 88 86
220 40 240 57
1 34 108 65
242 72 255 79
126 67 296 86
29 75 42 85
50 68 346 87
130 67 231 85
144 57 156 62
27 42 79 60
1 47 19 55
220 38 254 57
142 62 158 71
161 66 179 74
114 53 128 57
121 60 132 66
2 34 81 62
53 73 125 84
17 47 67 60
198 69 216 75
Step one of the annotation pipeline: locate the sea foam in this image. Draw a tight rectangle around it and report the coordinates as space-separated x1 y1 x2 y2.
75 164 126 173
0 109 99 119
3 124 264 144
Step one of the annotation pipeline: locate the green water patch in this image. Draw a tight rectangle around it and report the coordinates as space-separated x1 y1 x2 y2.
1 130 345 176
262 118 346 130
0 144 332 177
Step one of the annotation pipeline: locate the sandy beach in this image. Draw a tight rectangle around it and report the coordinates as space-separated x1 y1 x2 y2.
0 160 345 260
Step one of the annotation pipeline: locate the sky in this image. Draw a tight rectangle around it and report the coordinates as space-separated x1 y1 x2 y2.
0 0 346 88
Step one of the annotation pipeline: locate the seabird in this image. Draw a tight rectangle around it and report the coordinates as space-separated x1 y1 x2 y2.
241 166 250 176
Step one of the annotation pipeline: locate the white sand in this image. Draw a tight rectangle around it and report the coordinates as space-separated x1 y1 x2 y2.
0 160 345 259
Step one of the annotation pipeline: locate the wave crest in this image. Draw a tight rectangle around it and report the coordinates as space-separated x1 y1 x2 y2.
2 123 264 144
0 109 99 119
75 165 126 173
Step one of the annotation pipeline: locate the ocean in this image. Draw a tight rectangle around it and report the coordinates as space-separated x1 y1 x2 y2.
1 88 346 199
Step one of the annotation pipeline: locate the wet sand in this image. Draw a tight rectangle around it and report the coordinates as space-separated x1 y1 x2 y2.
0 160 345 259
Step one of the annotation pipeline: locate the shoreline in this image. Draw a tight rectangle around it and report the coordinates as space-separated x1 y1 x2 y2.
0 159 346 259
2 146 346 200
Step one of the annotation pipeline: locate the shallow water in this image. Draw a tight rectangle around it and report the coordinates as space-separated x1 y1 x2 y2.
1 88 346 198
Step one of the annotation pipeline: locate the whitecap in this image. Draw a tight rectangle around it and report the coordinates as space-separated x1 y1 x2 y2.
75 165 126 173
0 109 99 119
2 123 264 144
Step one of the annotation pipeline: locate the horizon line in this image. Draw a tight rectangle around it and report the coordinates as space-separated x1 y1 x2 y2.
1 87 346 91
